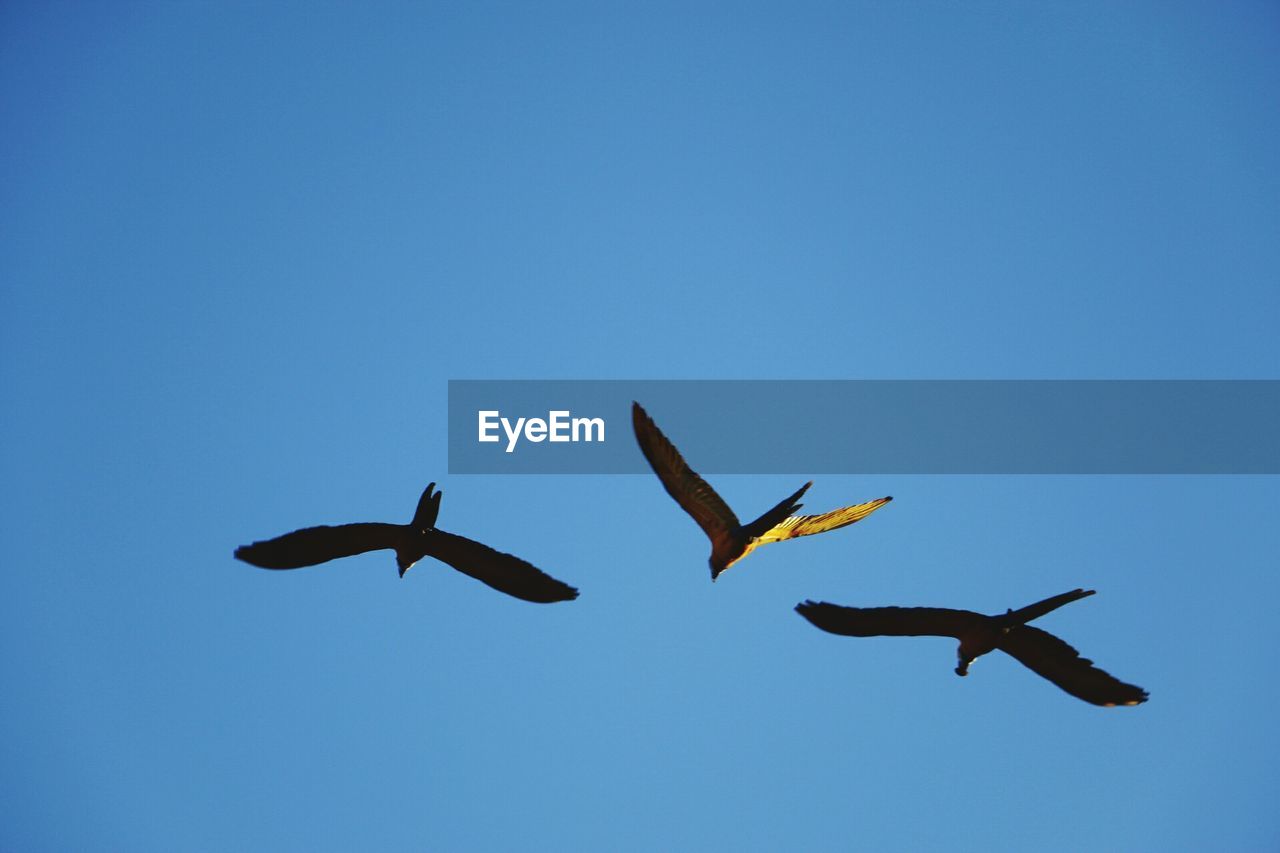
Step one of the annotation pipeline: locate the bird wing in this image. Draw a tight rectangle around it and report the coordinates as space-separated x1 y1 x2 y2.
423 529 579 603
795 601 983 638
755 497 892 544
999 625 1149 707
632 402 740 545
1004 588 1095 626
234 523 403 569
740 481 812 541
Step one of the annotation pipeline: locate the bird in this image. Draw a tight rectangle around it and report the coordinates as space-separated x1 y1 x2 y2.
632 401 892 580
234 483 579 603
795 589 1148 706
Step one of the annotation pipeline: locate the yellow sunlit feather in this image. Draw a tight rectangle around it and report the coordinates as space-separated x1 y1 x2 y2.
756 497 892 544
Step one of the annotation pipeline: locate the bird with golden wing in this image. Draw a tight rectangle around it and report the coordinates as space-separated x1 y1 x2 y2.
632 401 892 580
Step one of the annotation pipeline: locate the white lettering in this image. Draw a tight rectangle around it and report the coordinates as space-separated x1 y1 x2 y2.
479 410 606 453
572 416 604 443
478 411 500 443
502 416 526 453
549 411 570 442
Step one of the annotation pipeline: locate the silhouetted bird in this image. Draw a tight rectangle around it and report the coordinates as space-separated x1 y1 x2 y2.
795 589 1147 706
632 401 892 580
235 484 578 603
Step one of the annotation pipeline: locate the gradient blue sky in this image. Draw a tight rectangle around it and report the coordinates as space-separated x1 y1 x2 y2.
2 2 1278 851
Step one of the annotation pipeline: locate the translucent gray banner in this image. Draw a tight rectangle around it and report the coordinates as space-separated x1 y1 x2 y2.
447 380 1280 474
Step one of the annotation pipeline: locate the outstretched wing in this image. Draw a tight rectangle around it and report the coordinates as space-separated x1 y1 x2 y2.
424 529 578 603
632 402 740 546
795 601 983 638
999 625 1148 707
755 497 892 545
234 523 402 569
1005 588 1094 625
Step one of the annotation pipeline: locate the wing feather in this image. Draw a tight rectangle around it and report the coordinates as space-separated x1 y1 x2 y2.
756 497 892 544
234 523 402 569
632 402 740 542
999 625 1149 706
795 601 983 638
424 530 579 603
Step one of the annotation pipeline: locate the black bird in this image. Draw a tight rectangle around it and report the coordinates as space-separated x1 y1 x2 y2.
795 589 1147 706
235 484 578 603
632 401 891 580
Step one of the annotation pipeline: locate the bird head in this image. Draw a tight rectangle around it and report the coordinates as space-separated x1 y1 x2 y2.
397 554 418 578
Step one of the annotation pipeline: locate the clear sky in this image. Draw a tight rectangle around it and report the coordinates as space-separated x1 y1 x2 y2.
2 2 1278 851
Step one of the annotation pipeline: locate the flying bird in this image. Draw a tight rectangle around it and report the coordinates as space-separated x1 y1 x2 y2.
234 484 579 603
795 589 1148 706
632 401 892 580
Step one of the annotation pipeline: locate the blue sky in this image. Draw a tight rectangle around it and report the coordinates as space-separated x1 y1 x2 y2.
2 2 1278 850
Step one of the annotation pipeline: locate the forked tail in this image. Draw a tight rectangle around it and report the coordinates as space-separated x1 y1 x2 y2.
410 483 442 531
398 483 442 577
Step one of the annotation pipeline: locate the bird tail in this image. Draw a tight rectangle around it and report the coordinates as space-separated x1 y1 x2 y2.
397 484 441 577
411 483 442 530
742 481 812 540
1004 588 1095 626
